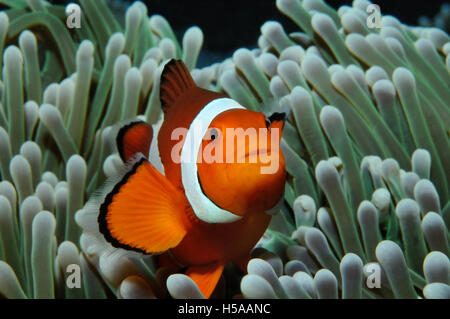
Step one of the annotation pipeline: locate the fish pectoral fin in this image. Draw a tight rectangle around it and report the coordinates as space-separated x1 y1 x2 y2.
116 120 153 162
98 157 187 254
186 262 225 299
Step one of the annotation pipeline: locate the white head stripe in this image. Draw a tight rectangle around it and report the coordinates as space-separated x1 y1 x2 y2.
180 98 245 224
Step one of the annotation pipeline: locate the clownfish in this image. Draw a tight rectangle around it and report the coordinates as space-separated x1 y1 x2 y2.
97 59 286 298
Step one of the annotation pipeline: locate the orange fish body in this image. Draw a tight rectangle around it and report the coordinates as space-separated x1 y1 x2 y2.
98 59 286 298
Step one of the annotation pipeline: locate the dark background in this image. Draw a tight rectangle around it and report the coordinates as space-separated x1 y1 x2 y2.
53 0 449 66
136 0 448 52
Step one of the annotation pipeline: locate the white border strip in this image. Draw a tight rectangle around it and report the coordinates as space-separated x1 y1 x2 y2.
180 98 244 224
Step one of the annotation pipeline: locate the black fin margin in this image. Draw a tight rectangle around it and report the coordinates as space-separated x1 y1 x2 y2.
268 112 286 123
116 120 144 162
97 157 149 254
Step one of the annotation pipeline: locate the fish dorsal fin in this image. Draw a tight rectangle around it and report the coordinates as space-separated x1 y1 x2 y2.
160 59 196 112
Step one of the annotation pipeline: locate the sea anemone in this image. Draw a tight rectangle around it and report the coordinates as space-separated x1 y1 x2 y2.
0 0 202 299
0 0 449 299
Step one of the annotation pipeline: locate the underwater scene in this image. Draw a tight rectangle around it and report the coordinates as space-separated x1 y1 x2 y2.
0 0 449 301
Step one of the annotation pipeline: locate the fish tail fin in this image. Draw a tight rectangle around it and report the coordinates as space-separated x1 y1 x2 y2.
98 156 188 254
160 59 196 112
116 120 153 162
186 262 225 298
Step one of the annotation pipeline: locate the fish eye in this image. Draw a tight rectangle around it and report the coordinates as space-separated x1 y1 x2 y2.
209 128 219 141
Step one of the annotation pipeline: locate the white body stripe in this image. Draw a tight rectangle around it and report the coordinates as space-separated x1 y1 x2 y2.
148 115 165 175
180 98 245 224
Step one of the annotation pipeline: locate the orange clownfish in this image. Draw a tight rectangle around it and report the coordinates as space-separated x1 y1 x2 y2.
97 59 286 298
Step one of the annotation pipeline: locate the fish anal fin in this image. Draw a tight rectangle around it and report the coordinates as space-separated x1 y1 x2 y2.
160 59 196 112
186 262 225 298
98 158 188 254
116 121 153 162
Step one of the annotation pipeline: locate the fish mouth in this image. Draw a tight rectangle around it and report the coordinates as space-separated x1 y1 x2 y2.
240 149 270 161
